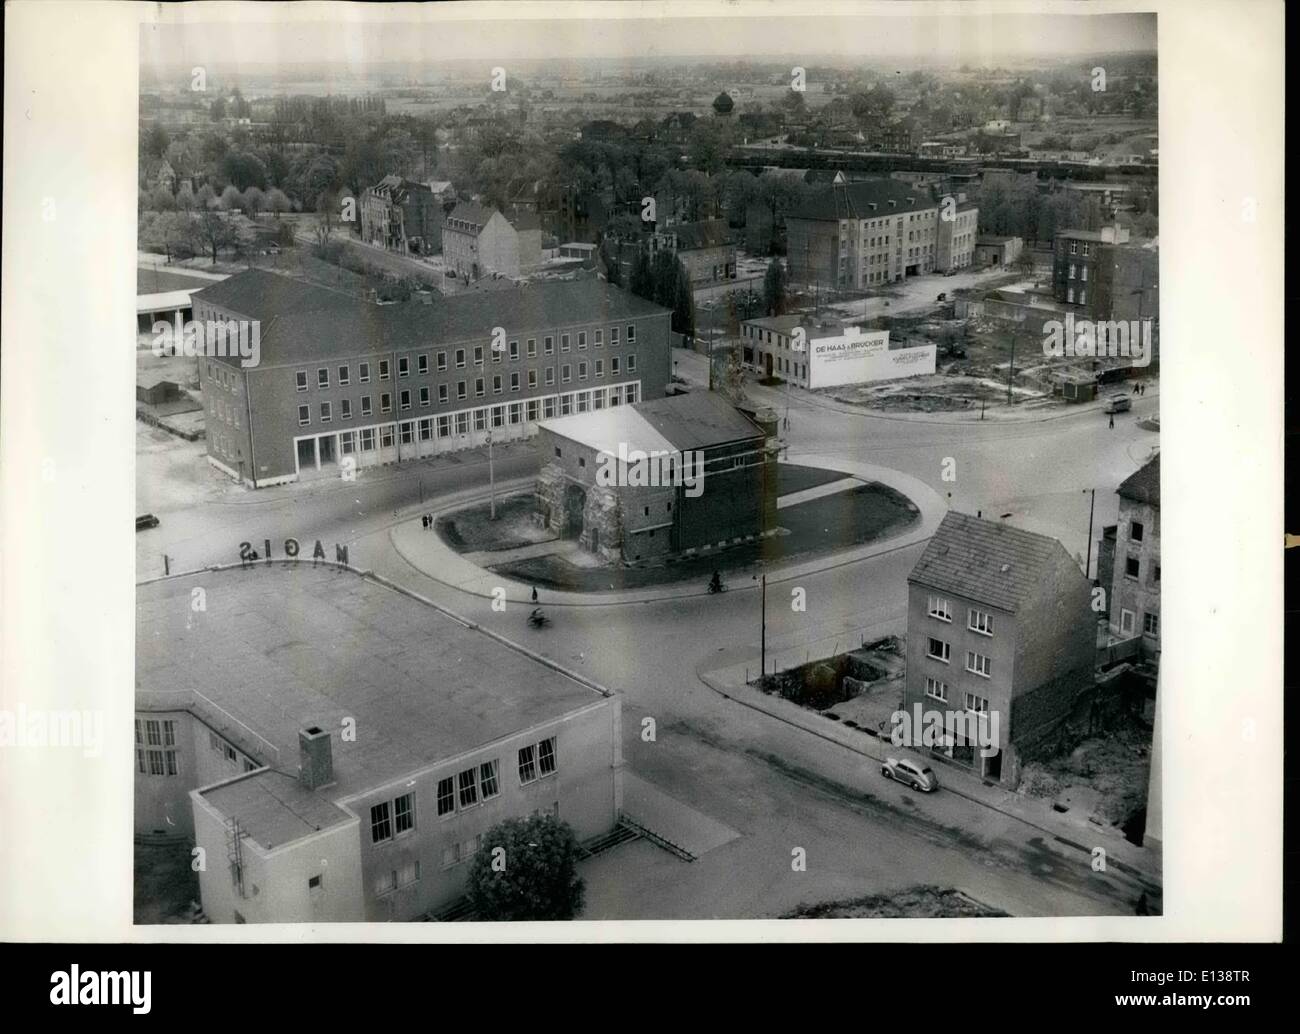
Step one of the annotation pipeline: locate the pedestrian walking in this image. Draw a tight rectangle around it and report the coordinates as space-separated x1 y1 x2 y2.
1108 413 1115 429
531 586 538 603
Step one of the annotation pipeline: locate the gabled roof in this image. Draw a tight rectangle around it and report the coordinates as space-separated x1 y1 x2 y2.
788 179 938 222
445 201 500 233
908 511 1077 613
674 219 731 251
1118 455 1159 507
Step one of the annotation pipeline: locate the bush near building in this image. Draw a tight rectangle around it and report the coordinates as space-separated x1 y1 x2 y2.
467 814 586 921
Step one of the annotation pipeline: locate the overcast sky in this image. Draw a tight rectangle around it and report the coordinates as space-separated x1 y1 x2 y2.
141 7 1156 71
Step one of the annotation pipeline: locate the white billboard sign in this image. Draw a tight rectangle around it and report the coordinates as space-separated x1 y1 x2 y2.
807 328 936 389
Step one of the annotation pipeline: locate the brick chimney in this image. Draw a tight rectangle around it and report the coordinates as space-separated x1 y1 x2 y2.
298 727 334 790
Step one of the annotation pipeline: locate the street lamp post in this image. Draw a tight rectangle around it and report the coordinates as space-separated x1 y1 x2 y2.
486 431 497 520
1084 487 1096 580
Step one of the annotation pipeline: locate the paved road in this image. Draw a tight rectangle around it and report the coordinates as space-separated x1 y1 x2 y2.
137 349 1159 916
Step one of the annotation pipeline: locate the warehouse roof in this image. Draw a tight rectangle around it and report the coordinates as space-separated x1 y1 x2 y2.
195 269 670 369
908 511 1074 613
138 565 611 846
634 392 765 450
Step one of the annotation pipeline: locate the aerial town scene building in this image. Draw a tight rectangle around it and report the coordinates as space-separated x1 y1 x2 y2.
133 7 1163 926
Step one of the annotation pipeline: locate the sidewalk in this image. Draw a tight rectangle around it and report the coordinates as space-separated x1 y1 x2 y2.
697 653 1162 886
388 454 948 607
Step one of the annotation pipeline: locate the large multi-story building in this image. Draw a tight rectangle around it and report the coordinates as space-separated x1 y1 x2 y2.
1052 225 1160 326
359 176 444 255
136 563 622 922
786 180 979 291
534 392 778 563
441 201 540 280
903 512 1095 787
935 200 979 272
192 269 672 488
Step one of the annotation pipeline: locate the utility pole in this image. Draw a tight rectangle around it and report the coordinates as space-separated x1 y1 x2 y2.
760 572 767 679
486 431 496 520
1006 330 1017 405
1085 487 1096 580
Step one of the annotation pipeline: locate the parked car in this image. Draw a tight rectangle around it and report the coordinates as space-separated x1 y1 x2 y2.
1104 393 1132 414
881 756 939 792
136 514 160 531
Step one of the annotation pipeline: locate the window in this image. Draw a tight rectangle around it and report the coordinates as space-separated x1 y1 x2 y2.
578 362 588 381
594 328 603 347
400 389 411 410
1120 609 1136 634
518 743 537 784
595 359 604 377
627 354 637 372
319 402 331 423
964 693 990 714
1130 520 1144 543
375 870 396 896
926 637 950 663
359 362 371 383
437 351 448 371
510 372 520 392
438 384 448 404
578 331 587 349
543 397 556 418
528 370 538 389
476 346 486 365
562 364 572 383
380 425 394 449
361 395 372 416
381 393 392 414
418 354 428 375
527 400 539 421
544 336 554 355
561 333 570 352
527 338 537 358
968 609 993 636
1125 555 1140 579
378 359 390 380
491 344 502 364
611 356 620 375
455 348 466 369
626 324 636 343
925 677 948 702
538 736 556 776
610 326 620 345
545 366 555 386
419 386 430 407
492 406 504 428
436 415 449 438
437 777 455 816
393 792 415 835
456 412 470 434
397 860 420 888
400 422 413 445
471 378 482 398
308 874 322 891
1154 564 1161 583
341 399 352 419
340 431 356 454
1144 612 1160 637
927 596 951 622
965 651 991 678
480 759 500 799
474 409 487 431
493 374 503 395
370 802 392 844
398 356 409 377
509 403 522 425
458 768 479 808
298 405 310 426
509 340 519 361
296 370 308 392
361 428 375 451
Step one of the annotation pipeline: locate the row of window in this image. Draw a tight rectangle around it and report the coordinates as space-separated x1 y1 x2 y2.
293 327 640 392
924 678 989 714
135 718 179 777
295 359 636 426
375 859 421 896
368 737 558 846
925 637 993 679
1123 554 1160 583
926 596 995 637
1119 609 1160 638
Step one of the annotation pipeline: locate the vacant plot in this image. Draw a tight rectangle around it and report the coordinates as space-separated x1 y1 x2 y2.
784 886 1007 919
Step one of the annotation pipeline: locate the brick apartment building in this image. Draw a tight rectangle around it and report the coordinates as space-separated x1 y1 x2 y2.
534 392 778 563
1053 224 1160 325
441 201 541 280
136 564 622 922
786 179 979 291
192 269 671 487
359 176 445 255
903 512 1095 786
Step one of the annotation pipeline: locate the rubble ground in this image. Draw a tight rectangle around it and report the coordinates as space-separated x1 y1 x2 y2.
1018 720 1152 828
783 885 1007 918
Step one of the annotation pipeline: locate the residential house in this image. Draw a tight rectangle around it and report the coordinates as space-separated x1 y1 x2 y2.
1105 455 1160 655
360 176 444 255
904 512 1095 786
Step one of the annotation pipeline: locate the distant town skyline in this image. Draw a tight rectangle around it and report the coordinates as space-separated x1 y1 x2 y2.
141 10 1156 71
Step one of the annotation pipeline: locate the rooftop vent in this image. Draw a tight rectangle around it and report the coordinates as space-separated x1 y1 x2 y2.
298 727 334 791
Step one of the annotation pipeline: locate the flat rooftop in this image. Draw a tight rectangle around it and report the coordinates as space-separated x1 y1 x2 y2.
138 564 609 830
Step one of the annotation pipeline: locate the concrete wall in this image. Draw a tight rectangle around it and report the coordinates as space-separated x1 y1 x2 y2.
478 213 522 278
679 440 775 551
1109 496 1160 649
343 697 620 921
191 781 364 924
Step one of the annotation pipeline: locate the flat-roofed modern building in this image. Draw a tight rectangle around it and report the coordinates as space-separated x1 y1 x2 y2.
534 392 778 563
135 563 622 922
192 269 671 487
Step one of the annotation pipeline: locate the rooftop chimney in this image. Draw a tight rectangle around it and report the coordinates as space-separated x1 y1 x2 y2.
298 727 334 790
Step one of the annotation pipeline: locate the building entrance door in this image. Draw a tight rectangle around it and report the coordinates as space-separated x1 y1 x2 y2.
318 435 337 467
